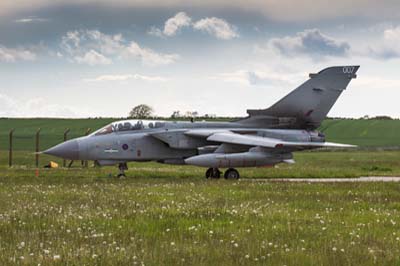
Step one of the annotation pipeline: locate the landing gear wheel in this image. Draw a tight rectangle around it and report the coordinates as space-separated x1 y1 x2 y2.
117 163 128 178
205 168 213 179
224 168 240 180
205 168 221 179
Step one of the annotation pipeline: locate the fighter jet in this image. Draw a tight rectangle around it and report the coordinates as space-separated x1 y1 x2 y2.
44 66 359 178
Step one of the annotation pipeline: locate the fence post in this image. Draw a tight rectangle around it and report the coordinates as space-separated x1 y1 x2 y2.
9 129 14 167
63 128 70 167
35 128 41 167
82 128 91 167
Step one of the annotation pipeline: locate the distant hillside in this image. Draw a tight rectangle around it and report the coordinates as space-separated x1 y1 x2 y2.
0 118 399 151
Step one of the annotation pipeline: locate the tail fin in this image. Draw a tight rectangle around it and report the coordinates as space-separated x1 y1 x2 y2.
246 66 359 129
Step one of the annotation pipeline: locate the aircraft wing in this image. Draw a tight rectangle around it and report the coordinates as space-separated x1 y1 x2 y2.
206 132 356 149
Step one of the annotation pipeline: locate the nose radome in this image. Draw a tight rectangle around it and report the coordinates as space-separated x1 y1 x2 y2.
44 139 80 160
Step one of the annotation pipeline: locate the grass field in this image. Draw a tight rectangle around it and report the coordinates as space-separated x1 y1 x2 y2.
1 166 400 265
321 119 400 147
1 151 400 265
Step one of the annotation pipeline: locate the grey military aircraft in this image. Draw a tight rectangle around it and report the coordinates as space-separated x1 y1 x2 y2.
44 65 359 179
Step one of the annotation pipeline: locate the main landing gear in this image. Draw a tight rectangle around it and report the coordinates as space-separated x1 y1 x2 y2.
205 168 221 179
205 168 240 180
118 163 128 178
224 168 240 180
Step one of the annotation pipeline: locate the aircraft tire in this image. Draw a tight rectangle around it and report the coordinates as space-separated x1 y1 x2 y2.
224 168 240 180
205 168 213 178
212 168 221 179
205 168 221 179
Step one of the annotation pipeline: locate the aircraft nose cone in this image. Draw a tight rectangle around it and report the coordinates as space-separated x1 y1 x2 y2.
44 139 80 160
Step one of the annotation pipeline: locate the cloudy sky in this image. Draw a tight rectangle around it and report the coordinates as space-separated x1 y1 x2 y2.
1 0 400 118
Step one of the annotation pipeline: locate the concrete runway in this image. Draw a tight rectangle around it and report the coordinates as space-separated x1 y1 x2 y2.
244 177 400 183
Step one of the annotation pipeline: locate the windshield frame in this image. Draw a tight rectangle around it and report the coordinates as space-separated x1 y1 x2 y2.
91 120 166 136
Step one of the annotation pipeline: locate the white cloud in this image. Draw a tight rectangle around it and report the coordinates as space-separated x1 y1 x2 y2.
383 26 400 42
14 16 49 23
193 17 238 40
61 30 123 56
163 12 191 36
84 74 168 82
368 26 400 59
85 30 124 54
60 29 178 66
0 45 37 62
0 94 88 118
125 42 179 66
147 26 164 37
60 30 81 54
267 29 350 58
74 50 112 66
148 12 238 40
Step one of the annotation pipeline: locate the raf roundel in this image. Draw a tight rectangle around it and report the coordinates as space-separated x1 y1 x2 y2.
122 144 129 150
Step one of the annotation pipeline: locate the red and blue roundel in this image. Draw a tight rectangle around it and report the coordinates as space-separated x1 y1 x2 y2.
122 144 129 150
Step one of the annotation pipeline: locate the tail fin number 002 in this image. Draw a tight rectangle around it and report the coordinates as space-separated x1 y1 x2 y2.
342 66 355 74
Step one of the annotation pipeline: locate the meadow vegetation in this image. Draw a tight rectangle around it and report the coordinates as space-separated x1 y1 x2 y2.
1 168 400 265
1 118 400 265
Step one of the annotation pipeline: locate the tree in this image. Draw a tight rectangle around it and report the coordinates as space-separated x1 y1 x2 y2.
128 104 153 119
171 111 181 119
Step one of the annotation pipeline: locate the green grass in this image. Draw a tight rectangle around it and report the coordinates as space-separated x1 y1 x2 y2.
1 168 400 265
1 150 400 265
2 150 400 178
321 119 400 147
1 118 400 151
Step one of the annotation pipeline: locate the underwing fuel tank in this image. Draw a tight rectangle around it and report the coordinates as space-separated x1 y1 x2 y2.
185 152 293 168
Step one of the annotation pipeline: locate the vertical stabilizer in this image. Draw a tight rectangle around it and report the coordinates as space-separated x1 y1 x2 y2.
245 66 359 129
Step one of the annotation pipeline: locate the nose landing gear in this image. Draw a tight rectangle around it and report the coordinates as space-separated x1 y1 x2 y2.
117 163 128 178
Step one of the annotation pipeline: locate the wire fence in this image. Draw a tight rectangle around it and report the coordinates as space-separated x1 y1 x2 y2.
1 128 92 168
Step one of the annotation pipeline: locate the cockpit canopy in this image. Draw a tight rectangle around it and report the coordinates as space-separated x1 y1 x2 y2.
92 120 166 136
